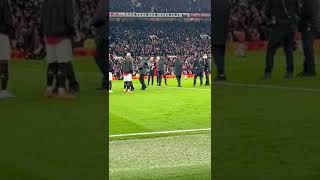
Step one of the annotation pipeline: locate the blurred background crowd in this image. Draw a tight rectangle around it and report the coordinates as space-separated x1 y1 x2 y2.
229 0 266 42
109 0 211 13
10 0 98 59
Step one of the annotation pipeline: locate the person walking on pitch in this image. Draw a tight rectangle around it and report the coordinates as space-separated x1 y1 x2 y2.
138 56 148 90
193 54 204 87
174 56 183 87
148 56 155 86
204 54 210 86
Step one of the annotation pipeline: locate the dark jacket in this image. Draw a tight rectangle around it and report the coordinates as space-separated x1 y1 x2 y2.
41 0 75 37
314 0 320 32
193 58 205 72
122 58 133 74
139 59 148 75
108 59 113 72
204 59 211 72
0 0 13 37
93 0 107 42
157 58 166 73
174 59 183 76
213 0 231 45
265 0 300 26
298 0 318 31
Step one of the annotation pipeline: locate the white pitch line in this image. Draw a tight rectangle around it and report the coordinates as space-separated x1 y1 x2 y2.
215 82 320 93
109 128 211 138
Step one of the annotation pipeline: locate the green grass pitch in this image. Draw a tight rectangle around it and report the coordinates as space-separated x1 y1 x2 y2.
213 51 320 180
0 59 106 180
109 78 211 179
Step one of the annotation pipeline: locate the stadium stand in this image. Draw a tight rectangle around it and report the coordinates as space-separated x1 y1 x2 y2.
109 0 211 13
109 20 211 78
10 0 97 59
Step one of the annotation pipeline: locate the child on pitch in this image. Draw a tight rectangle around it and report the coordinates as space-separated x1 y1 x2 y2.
0 0 15 99
122 53 134 92
41 0 76 99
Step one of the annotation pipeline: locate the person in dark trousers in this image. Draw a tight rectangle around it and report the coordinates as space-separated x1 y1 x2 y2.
174 57 183 87
41 0 76 99
66 62 79 93
138 57 148 90
193 54 204 87
0 0 15 99
213 0 231 81
148 56 155 86
263 0 300 80
108 56 113 92
163 62 168 86
203 54 211 86
92 0 108 90
122 53 134 92
297 0 317 77
157 56 166 86
65 0 80 93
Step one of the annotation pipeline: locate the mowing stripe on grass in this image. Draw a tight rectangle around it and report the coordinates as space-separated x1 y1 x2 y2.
165 87 210 91
109 128 211 138
109 133 211 178
216 82 320 93
110 162 210 173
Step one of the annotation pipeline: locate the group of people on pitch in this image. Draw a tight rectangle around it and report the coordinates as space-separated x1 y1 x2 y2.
0 0 107 100
108 53 211 93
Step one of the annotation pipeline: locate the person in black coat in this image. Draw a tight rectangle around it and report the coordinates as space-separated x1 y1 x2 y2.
297 0 317 77
157 56 166 86
213 0 231 81
203 54 211 86
193 55 205 87
174 57 183 87
138 57 148 90
263 0 300 79
93 0 108 90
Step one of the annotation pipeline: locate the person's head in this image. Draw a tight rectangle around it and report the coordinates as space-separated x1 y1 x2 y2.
203 54 208 59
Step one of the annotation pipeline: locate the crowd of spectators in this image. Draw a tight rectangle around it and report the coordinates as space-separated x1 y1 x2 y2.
10 0 97 59
109 0 211 13
110 0 266 41
229 0 267 42
11 0 45 59
109 20 211 77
